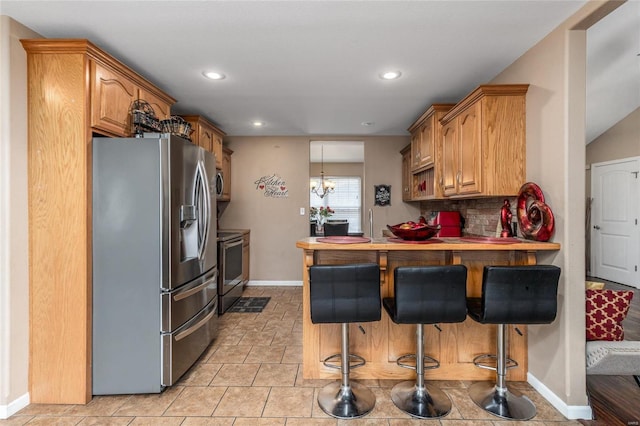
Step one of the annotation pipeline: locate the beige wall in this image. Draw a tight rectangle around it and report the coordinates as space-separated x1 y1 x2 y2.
490 0 624 413
220 136 418 281
586 107 640 196
587 107 640 164
0 16 40 414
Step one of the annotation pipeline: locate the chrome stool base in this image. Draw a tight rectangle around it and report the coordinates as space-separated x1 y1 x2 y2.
317 381 376 419
468 381 536 420
391 380 452 418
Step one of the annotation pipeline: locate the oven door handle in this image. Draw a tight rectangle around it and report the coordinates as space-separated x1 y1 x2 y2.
174 305 217 342
224 239 243 249
173 270 218 302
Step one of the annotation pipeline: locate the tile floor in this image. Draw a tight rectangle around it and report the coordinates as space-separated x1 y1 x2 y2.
4 286 582 425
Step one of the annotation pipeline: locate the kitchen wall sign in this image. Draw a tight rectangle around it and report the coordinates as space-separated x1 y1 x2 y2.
374 184 391 206
254 173 289 198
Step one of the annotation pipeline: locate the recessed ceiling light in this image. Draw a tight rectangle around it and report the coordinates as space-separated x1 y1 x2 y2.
379 70 402 80
361 121 375 127
202 71 226 80
252 121 265 127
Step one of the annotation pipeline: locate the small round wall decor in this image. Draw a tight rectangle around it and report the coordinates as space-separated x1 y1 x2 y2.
374 184 391 206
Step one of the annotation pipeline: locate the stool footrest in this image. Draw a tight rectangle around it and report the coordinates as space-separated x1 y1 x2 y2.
323 353 365 370
397 354 440 371
472 354 518 371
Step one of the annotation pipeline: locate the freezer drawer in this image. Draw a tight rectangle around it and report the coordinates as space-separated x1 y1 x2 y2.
161 268 217 333
162 297 218 386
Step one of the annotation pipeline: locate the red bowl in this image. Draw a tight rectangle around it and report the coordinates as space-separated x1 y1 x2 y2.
387 223 441 241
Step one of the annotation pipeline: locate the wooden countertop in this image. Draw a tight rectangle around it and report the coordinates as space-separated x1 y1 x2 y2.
296 236 560 251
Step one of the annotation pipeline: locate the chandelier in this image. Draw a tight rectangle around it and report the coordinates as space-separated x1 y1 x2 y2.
310 145 335 199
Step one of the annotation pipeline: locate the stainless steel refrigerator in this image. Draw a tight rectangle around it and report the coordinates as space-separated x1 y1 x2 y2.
92 134 218 394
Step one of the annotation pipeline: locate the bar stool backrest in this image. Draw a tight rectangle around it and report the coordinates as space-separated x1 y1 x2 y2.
309 263 381 324
392 265 468 324
480 265 561 324
323 222 349 236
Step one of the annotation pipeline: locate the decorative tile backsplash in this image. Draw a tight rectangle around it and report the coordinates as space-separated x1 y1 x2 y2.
420 197 517 237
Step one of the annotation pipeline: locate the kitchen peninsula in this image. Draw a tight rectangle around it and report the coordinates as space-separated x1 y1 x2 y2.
296 236 560 381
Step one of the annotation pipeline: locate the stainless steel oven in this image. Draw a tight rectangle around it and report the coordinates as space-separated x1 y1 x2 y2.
217 231 244 314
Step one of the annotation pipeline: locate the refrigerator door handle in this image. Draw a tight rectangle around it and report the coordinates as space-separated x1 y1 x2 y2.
173 270 218 302
194 161 211 261
174 304 217 342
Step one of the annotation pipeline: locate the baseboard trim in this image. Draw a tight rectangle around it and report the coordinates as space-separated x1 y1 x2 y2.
0 392 29 420
246 280 303 287
527 373 592 420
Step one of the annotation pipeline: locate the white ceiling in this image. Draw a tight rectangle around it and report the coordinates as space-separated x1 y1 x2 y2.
2 0 637 141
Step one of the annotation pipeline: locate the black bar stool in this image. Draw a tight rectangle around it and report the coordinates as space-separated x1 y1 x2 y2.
382 265 468 418
466 265 561 420
309 263 381 419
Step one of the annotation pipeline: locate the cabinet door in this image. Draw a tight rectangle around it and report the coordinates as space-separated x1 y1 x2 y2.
213 134 224 170
401 147 412 201
138 89 171 120
441 120 458 197
410 130 421 170
198 126 214 152
457 103 482 195
221 149 231 201
418 118 434 166
91 62 137 136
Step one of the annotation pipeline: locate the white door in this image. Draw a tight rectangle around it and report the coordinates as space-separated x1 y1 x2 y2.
590 157 640 288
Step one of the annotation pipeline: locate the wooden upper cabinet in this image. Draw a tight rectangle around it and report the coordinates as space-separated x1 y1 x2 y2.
457 102 482 195
439 84 528 198
418 119 434 166
90 61 174 137
91 62 138 136
221 146 232 201
441 120 458 197
198 126 214 152
181 115 226 169
409 130 422 170
212 133 224 170
408 105 453 171
139 88 172 120
406 104 454 200
400 144 412 201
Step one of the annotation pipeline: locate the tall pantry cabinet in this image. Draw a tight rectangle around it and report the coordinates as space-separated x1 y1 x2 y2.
21 39 175 404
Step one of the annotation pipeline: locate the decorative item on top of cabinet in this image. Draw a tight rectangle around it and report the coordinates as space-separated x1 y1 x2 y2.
180 115 226 169
220 146 232 201
439 84 528 198
21 38 175 404
130 100 162 137
400 144 412 201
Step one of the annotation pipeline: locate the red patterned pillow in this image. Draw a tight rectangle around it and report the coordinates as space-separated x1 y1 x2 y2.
586 289 634 341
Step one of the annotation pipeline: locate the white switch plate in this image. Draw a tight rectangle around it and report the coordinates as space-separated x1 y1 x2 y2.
300 207 305 215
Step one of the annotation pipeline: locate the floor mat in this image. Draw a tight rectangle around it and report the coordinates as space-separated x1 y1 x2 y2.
227 297 271 313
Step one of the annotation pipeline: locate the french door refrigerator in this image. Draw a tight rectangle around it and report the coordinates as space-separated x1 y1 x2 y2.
92 134 218 394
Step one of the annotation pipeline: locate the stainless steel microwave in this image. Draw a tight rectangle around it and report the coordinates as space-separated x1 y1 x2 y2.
215 170 224 199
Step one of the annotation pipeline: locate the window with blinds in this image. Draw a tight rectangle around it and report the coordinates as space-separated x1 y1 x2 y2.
310 176 362 232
